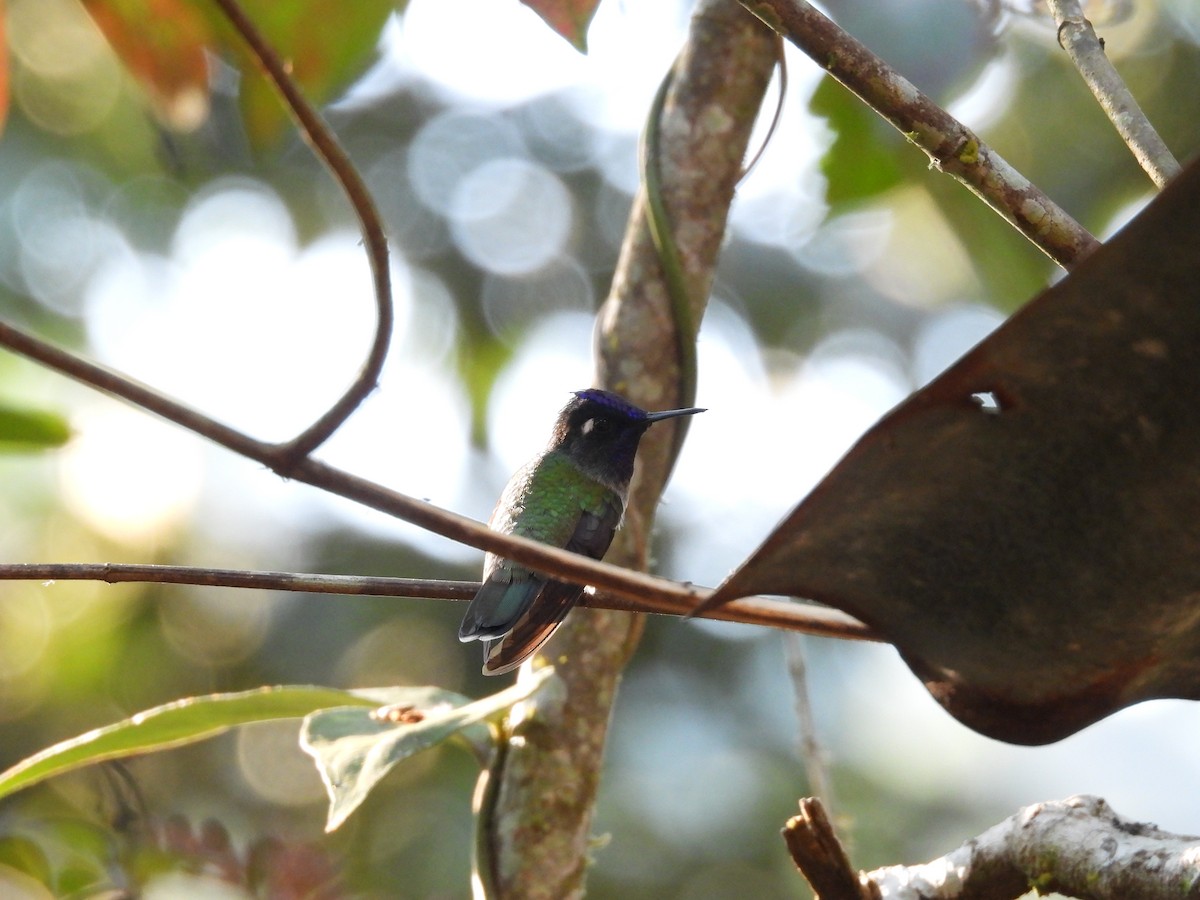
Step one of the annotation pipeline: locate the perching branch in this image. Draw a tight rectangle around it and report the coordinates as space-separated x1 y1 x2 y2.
786 795 1200 900
742 0 1102 268
0 320 775 630
0 563 877 640
208 0 393 464
1045 0 1180 188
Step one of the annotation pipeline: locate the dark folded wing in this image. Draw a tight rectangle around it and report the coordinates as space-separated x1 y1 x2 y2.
477 502 622 674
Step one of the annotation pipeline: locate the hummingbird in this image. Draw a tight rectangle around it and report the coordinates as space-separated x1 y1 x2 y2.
459 389 705 675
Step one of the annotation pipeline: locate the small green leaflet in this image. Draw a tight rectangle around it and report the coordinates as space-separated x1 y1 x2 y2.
0 404 70 452
301 667 555 832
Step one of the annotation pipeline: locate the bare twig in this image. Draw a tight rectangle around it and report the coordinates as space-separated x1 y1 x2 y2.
782 797 875 900
860 795 1199 900
208 0 393 465
742 0 1102 268
1046 0 1180 188
0 562 879 639
783 634 837 816
6 563 476 600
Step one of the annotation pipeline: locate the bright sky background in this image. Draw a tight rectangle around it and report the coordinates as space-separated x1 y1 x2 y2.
14 0 1200 846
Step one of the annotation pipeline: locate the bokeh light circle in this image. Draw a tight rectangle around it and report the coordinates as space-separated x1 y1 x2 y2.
449 158 573 276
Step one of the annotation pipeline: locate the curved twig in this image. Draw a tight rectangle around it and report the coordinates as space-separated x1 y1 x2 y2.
742 0 1102 268
0 562 879 639
208 0 393 466
1046 0 1180 188
0 320 877 643
640 56 701 469
740 34 788 182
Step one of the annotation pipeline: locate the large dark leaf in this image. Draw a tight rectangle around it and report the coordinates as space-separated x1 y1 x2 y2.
702 156 1200 745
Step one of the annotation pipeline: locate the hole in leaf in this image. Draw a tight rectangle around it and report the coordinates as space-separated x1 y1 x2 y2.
970 391 1002 414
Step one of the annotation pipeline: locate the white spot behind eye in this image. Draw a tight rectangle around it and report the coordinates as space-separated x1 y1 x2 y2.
971 391 1002 414
581 418 595 435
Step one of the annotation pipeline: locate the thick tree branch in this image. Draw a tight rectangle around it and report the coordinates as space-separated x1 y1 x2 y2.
1046 0 1180 188
208 0 393 464
478 2 780 897
742 0 1102 268
787 795 1200 900
0 563 877 639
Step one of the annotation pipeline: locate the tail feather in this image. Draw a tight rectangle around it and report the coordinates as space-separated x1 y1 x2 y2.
480 580 587 675
458 576 542 642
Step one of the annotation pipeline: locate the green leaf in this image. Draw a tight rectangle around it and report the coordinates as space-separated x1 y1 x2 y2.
811 77 905 208
0 686 376 802
0 837 52 888
0 864 54 899
0 404 70 452
301 668 555 832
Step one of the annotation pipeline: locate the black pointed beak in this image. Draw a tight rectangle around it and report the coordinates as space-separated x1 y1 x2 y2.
644 406 706 423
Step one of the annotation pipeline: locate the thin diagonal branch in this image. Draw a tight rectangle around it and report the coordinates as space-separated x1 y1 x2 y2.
0 562 879 638
0 320 878 643
743 0 1102 268
1046 0 1180 188
208 0 393 465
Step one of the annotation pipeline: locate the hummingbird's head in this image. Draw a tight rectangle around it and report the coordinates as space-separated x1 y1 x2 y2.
548 389 704 488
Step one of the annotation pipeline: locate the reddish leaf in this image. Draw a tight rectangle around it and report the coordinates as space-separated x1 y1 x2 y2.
218 0 395 147
702 157 1200 745
521 0 600 52
0 0 9 139
81 0 212 130
82 0 395 143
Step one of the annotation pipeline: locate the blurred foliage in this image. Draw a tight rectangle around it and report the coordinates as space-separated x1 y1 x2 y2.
80 0 403 144
812 77 907 208
0 403 70 451
0 0 1195 896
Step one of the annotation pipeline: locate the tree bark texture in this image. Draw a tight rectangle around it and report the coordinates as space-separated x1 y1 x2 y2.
477 2 778 897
